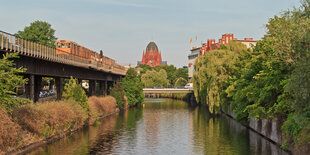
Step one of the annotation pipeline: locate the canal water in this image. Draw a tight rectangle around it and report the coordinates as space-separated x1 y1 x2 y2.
29 98 289 155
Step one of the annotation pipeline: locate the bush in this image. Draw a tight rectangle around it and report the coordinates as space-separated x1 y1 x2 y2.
122 68 144 106
63 77 89 113
13 100 87 138
88 96 117 125
110 82 125 108
0 109 21 153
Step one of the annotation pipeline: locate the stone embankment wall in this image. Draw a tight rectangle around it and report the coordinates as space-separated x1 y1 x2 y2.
225 105 284 146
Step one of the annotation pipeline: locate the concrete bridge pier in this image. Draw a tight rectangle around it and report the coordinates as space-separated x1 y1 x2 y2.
24 75 42 102
104 81 108 95
107 81 114 95
89 80 96 96
98 81 106 96
55 77 63 100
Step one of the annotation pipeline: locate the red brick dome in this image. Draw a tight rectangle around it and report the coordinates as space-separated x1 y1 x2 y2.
146 41 158 52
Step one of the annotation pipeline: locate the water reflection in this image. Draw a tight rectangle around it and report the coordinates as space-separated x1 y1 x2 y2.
29 98 289 155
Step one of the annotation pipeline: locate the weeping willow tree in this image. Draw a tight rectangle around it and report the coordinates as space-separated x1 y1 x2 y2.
193 41 247 114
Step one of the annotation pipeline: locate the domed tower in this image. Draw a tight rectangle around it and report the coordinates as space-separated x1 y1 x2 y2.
138 41 167 67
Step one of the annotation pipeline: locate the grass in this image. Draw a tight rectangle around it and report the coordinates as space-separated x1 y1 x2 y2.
13 100 88 138
0 109 21 153
88 96 118 125
0 95 121 153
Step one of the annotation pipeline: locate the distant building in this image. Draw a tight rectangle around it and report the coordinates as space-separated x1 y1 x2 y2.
137 41 167 67
235 37 257 48
188 47 200 81
188 33 257 80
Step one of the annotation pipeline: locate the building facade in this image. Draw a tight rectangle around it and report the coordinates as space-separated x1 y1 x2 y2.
137 41 167 67
188 47 200 81
188 34 257 80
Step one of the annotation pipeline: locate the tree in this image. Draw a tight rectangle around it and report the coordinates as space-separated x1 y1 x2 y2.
137 64 188 86
153 65 177 85
0 53 30 111
63 77 89 113
193 41 247 114
174 77 187 87
141 69 169 87
122 68 144 106
16 20 57 47
110 82 125 108
282 1 310 145
174 68 188 83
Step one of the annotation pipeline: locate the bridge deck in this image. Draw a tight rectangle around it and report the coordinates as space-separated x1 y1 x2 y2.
0 30 126 75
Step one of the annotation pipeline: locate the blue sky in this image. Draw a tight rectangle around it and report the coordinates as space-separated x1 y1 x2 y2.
0 0 301 67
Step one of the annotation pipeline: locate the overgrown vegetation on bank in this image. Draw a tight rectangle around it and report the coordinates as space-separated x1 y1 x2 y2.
192 0 310 150
88 96 118 125
121 68 144 107
0 60 122 153
0 20 135 153
13 100 88 138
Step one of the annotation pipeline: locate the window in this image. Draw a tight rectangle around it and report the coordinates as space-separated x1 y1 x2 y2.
61 43 65 48
56 43 61 48
66 43 71 48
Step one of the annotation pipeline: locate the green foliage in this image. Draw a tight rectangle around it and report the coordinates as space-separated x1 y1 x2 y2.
174 77 187 87
227 48 292 121
122 68 144 106
174 68 188 83
156 93 191 100
62 77 89 113
137 64 188 86
40 125 56 138
16 20 57 47
192 41 246 114
141 69 169 87
110 82 125 108
0 52 31 111
191 0 310 148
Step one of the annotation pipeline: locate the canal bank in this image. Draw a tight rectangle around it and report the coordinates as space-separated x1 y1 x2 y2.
147 94 289 153
25 98 289 155
4 96 121 155
223 105 287 152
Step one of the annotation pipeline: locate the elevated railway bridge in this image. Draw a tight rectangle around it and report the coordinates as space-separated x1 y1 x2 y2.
0 30 127 102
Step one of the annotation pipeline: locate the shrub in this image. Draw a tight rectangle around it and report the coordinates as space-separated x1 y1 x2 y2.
0 109 21 153
110 82 125 108
63 77 89 113
122 68 144 106
13 100 87 138
88 96 117 125
0 52 30 112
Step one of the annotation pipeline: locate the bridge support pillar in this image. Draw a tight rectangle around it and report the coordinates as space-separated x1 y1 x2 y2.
25 75 34 101
34 75 42 102
89 80 96 96
104 81 108 95
107 81 114 95
98 81 105 96
25 75 41 102
55 77 63 100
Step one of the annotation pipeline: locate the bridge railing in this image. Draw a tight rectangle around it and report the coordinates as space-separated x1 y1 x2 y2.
0 30 126 75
